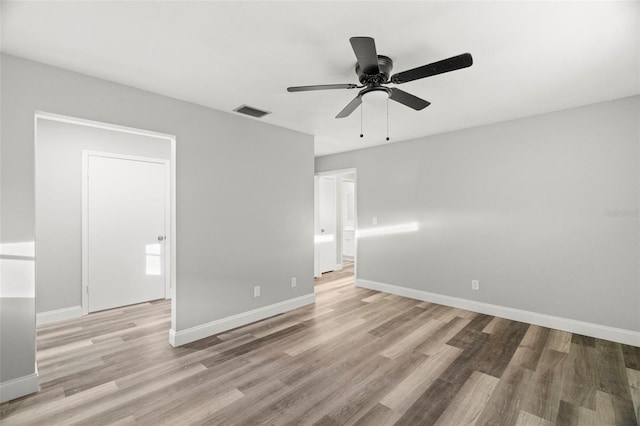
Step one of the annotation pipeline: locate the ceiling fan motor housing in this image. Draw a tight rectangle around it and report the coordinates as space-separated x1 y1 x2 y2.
356 55 393 85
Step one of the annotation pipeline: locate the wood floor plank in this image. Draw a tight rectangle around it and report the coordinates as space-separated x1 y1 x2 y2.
546 329 572 353
283 317 366 356
1 381 118 426
434 370 500 425
367 306 428 337
361 292 388 304
628 367 640 421
394 378 458 425
1 263 637 425
352 403 400 426
415 316 471 356
595 339 636 400
622 344 640 371
475 364 534 425
477 318 529 379
511 325 550 371
561 342 598 410
516 410 555 426
319 351 428 424
380 319 444 359
380 344 462 413
59 363 208 425
572 333 597 347
522 348 568 422
482 316 501 334
312 415 342 426
140 387 245 425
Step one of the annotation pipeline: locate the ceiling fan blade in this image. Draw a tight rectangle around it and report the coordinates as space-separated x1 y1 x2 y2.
389 88 430 110
287 84 358 92
335 96 363 118
350 37 380 75
391 53 473 84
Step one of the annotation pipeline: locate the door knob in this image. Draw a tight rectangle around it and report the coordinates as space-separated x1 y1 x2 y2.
158 235 165 241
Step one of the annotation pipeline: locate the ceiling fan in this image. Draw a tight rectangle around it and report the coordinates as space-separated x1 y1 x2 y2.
287 37 473 119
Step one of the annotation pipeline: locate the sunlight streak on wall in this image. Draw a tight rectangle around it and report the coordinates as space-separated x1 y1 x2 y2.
356 222 419 238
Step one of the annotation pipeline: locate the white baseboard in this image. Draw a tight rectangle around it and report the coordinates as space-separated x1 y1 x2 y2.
356 279 640 347
36 305 82 326
0 370 39 403
169 293 315 347
334 263 344 271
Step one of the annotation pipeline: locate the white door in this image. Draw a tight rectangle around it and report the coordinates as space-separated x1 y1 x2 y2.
317 176 337 274
85 153 167 313
342 179 355 258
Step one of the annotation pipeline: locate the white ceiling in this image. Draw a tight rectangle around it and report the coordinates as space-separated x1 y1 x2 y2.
1 1 638 156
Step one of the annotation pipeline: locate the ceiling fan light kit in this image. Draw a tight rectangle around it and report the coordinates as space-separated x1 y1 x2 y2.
287 36 473 140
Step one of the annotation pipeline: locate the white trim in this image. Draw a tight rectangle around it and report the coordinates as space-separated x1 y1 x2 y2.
0 371 39 403
334 263 344 271
169 139 177 332
169 294 315 347
34 112 175 141
313 176 320 278
316 168 356 177
81 151 89 315
356 278 640 347
36 306 82 326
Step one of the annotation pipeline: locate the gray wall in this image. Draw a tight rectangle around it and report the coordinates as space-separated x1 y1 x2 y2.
316 96 640 332
1 54 314 387
0 297 34 383
36 120 171 313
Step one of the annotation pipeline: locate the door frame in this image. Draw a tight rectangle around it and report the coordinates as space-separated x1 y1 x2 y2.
34 112 177 332
341 176 356 262
81 151 170 314
315 174 339 277
314 168 358 280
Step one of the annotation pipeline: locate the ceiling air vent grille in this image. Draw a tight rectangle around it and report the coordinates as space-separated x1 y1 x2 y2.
233 105 271 118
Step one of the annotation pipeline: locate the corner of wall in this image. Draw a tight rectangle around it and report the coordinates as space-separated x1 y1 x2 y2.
0 367 39 403
170 293 315 347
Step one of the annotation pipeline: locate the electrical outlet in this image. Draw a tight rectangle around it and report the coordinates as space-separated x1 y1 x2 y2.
254 285 261 297
372 216 378 225
472 280 480 290
291 277 297 288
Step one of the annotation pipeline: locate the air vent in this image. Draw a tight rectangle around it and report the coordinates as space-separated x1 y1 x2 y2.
233 105 271 118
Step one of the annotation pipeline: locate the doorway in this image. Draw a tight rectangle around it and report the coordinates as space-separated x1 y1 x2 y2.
34 113 177 337
314 168 357 284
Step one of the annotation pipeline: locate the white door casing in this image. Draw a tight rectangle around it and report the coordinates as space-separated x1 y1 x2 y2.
82 151 169 313
314 168 358 281
342 179 355 258
317 176 337 274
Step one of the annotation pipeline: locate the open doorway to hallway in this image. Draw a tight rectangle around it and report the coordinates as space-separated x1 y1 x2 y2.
314 260 354 287
314 168 357 287
34 113 177 337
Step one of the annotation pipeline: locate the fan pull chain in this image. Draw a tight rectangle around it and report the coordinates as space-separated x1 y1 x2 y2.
360 104 364 138
386 97 390 141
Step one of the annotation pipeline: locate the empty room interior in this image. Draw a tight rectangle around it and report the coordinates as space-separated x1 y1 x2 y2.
1 1 639 425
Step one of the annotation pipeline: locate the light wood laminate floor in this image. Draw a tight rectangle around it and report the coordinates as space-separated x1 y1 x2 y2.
1 263 639 425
